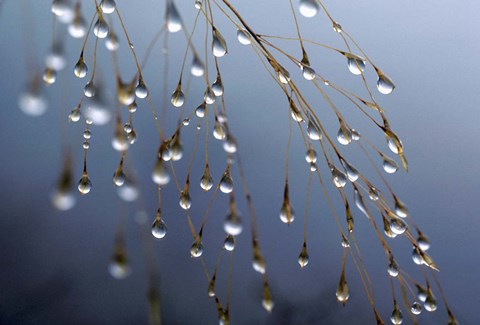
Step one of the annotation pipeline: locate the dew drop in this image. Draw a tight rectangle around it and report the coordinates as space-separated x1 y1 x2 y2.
190 240 204 258
190 55 205 77
77 174 91 195
410 302 422 315
135 79 148 99
74 57 88 78
394 198 409 218
280 199 295 224
331 165 347 188
301 64 316 80
224 211 243 236
368 187 379 201
212 28 228 57
93 18 109 38
223 134 238 154
424 294 437 312
236 28 251 45
42 68 56 85
342 160 359 182
333 22 342 33
166 0 182 33
152 158 170 186
100 0 116 14
219 169 234 193
171 87 185 107
212 77 224 97
307 117 322 140
213 120 226 140
305 149 317 163
252 252 266 274
377 71 396 95
117 180 139 202
223 235 236 251
299 0 319 18
383 156 398 174
354 188 369 218
84 81 95 97
346 54 366 75
298 244 309 268
417 233 430 251
18 89 47 117
337 126 352 145
179 191 192 210
390 217 407 235
113 167 125 187
336 272 349 304
390 304 403 324
387 257 399 277
69 12 87 38
151 218 167 239
200 166 214 191
108 251 130 279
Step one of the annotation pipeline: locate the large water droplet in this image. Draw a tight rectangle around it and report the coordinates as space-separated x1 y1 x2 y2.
237 29 251 45
93 18 109 38
377 72 396 95
224 211 243 236
299 0 319 18
345 54 366 75
166 0 182 33
212 28 228 57
190 56 205 77
190 240 204 258
77 174 91 194
151 218 167 239
100 0 116 14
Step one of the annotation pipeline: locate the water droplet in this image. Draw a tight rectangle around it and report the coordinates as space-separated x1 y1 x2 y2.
69 12 87 38
42 68 56 85
127 129 137 145
117 81 135 106
305 149 317 163
135 78 148 99
390 304 403 324
382 156 398 174
200 166 213 191
212 28 228 57
52 189 76 211
301 64 316 80
204 86 216 104
46 46 66 71
190 240 204 258
416 285 427 302
93 18 109 38
424 294 437 312
333 22 342 33
51 0 72 18
151 218 167 239
109 250 130 279
219 169 234 193
412 246 424 265
331 165 347 188
290 99 303 122
105 31 119 51
351 129 361 141
307 116 322 140
224 210 243 236
113 166 125 187
341 235 350 248
236 28 251 45
394 198 409 218
128 102 138 113
84 80 95 97
417 233 430 251
224 235 236 251
342 160 359 182
390 217 407 235
387 256 399 277
280 199 295 224
171 139 183 161
18 88 48 117
337 126 352 145
171 86 185 107
298 244 309 268
213 120 226 140
194 0 202 9
277 66 290 84
262 284 274 313
309 162 317 171
74 57 88 78
354 188 369 218
152 158 170 186
117 180 139 201
83 141 89 149
190 55 205 77
77 174 91 195
223 134 238 154
83 129 91 139
179 191 192 210
377 71 395 95
166 0 182 33
410 302 422 315
299 0 319 18
252 251 266 274
212 77 224 97
100 0 116 14
369 187 379 201
336 271 349 304
345 53 366 75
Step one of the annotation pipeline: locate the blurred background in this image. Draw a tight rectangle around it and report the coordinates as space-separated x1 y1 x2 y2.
0 0 478 324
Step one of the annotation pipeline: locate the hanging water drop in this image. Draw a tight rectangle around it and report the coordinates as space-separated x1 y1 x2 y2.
417 232 430 251
301 64 316 80
74 57 88 78
345 53 366 75
224 209 243 236
305 149 317 163
390 217 407 235
298 244 309 268
42 68 56 85
307 116 322 140
84 80 95 97
212 77 224 97
410 302 422 315
377 71 396 95
68 106 80 121
223 134 237 154
109 249 130 279
190 240 204 258
166 0 182 33
212 28 228 57
369 187 379 201
331 165 347 188
213 120 226 140
390 304 403 324
382 156 398 174
151 217 167 239
135 78 148 99
152 158 170 186
200 165 214 191
219 168 234 193
100 0 116 14
299 0 319 18
236 29 251 45
337 126 352 145
204 86 216 104
190 55 205 77
113 163 126 186
171 85 185 107
179 191 192 210
93 17 109 38
223 235 235 251
342 160 359 182
77 173 91 195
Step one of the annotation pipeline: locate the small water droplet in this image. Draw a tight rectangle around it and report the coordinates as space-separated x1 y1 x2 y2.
212 77 224 97
151 218 167 239
135 79 148 99
213 120 226 140
305 149 317 163
377 71 396 95
390 304 403 324
77 174 91 194
212 28 228 57
331 165 347 188
100 0 116 14
152 158 170 186
382 156 398 174
223 235 236 251
224 210 243 236
42 68 56 85
345 53 366 75
74 57 88 78
410 302 422 315
298 244 309 268
105 32 119 51
236 28 251 45
204 86 216 104
219 169 233 193
301 64 316 80
84 80 95 97
190 240 204 258
93 17 109 38
166 0 182 33
390 217 407 235
190 55 205 77
171 86 185 107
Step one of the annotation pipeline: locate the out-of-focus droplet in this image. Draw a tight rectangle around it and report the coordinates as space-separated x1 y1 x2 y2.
212 77 224 97
109 249 130 279
18 88 48 117
204 86 215 105
252 251 266 274
69 9 87 38
190 55 205 77
105 31 120 51
387 256 399 277
394 198 409 218
237 28 251 45
212 27 228 57
299 0 319 18
333 22 342 33
417 232 430 251
223 134 238 154
166 0 182 33
224 209 243 236
336 270 349 304
179 190 192 210
354 188 369 218
117 180 139 201
213 120 226 140
298 244 309 268
152 158 170 186
369 187 379 201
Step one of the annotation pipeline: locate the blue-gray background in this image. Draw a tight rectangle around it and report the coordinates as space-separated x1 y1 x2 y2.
0 1 478 324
